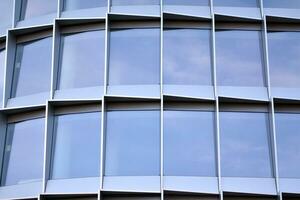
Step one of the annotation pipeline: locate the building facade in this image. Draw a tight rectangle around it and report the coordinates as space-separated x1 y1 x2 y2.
0 0 300 200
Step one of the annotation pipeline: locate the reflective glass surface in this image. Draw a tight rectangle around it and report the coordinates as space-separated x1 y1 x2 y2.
19 0 57 21
264 0 300 8
63 0 107 10
1 118 45 186
220 111 272 177
216 30 265 87
51 112 101 179
105 110 160 176
0 0 13 29
109 28 160 85
268 32 300 88
112 0 160 6
0 49 5 104
214 0 259 7
164 110 216 176
58 30 105 90
11 37 52 98
164 29 212 85
276 113 300 178
164 0 209 6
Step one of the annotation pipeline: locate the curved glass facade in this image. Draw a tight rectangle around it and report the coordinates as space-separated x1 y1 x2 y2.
0 1 299 200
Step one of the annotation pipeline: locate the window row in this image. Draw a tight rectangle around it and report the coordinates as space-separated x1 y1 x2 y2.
1 24 300 102
1 0 300 32
1 103 300 187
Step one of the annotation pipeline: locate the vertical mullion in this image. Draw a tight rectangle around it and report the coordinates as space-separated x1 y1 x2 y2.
160 0 164 199
57 0 62 18
99 98 106 200
103 14 109 95
210 0 223 200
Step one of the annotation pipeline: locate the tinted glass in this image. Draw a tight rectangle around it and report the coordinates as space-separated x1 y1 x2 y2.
164 29 212 85
214 0 258 7
11 37 52 98
216 30 265 87
1 118 45 186
51 112 101 179
268 32 300 88
63 0 107 10
264 0 300 8
0 0 13 29
58 30 105 90
164 111 216 176
105 110 160 176
275 113 300 178
164 0 209 6
220 111 272 177
109 28 160 85
19 0 57 21
112 0 160 6
0 50 5 104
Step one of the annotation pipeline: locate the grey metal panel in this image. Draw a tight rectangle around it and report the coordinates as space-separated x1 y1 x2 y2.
6 92 49 108
163 6 211 19
61 7 107 19
221 177 277 195
46 177 100 194
103 176 161 192
218 86 269 101
110 5 160 17
214 7 262 20
264 9 300 19
16 14 56 28
270 88 300 100
107 85 160 98
0 181 42 200
164 176 219 194
279 179 300 194
54 86 104 100
163 85 215 100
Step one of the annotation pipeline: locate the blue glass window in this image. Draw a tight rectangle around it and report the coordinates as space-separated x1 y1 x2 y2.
164 0 209 6
220 111 272 177
164 28 212 85
111 0 159 6
105 110 160 176
164 110 216 176
216 30 265 87
268 31 300 88
264 0 300 9
58 30 105 90
63 0 107 10
214 0 259 7
276 112 300 178
1 118 45 186
19 0 57 21
0 0 13 30
51 112 101 179
11 37 52 98
109 28 160 85
0 49 5 104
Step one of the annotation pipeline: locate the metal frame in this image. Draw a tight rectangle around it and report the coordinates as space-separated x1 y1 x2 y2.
0 0 299 199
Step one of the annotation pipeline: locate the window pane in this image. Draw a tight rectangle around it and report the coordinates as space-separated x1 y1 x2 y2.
105 110 160 176
164 29 212 85
63 0 107 10
164 111 216 176
11 37 52 98
1 118 45 186
164 0 209 6
0 50 5 103
104 196 160 200
112 0 159 6
220 111 272 177
51 112 101 179
216 30 265 87
19 0 57 21
264 0 300 8
109 28 160 85
165 195 218 200
0 0 13 28
58 30 105 90
214 0 259 7
275 113 300 178
268 32 300 88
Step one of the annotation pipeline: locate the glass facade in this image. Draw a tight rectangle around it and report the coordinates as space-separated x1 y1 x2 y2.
0 1 299 199
1 118 45 186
